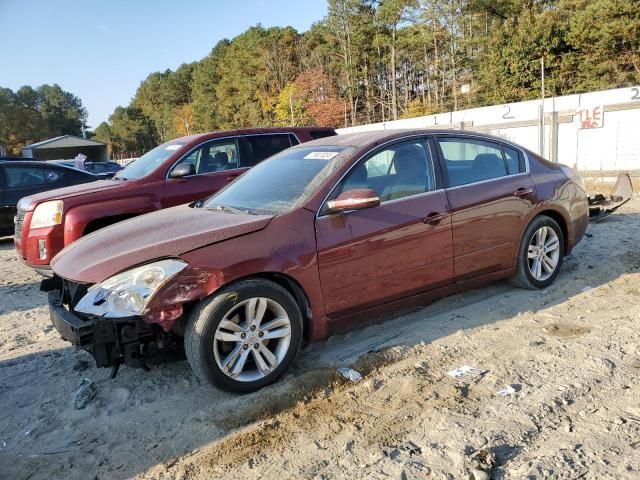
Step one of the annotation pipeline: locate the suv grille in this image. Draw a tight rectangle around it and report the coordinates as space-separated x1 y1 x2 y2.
14 209 26 241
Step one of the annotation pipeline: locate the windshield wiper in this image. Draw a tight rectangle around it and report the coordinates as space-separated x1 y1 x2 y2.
210 204 254 215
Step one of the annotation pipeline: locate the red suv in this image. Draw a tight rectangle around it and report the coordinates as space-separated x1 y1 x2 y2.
15 128 335 275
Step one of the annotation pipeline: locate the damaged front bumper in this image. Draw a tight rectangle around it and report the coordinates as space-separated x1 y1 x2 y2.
48 289 184 373
589 172 633 222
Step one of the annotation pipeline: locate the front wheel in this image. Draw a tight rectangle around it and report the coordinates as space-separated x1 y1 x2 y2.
185 279 303 393
511 215 564 289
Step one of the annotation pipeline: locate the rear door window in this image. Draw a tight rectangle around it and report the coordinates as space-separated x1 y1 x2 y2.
240 134 298 167
437 137 508 187
45 168 69 187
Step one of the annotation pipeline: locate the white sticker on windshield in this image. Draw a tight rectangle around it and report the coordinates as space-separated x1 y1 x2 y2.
165 144 181 151
304 151 339 160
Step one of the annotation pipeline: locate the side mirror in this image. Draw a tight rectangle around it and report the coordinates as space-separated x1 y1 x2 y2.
326 188 380 213
169 163 196 178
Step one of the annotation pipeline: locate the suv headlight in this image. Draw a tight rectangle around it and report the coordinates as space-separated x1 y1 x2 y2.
31 200 63 228
75 259 188 318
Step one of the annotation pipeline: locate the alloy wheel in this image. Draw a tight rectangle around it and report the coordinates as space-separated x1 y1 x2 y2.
213 297 292 382
527 226 560 281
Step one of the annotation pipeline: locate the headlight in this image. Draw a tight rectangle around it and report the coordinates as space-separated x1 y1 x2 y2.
31 200 63 228
74 259 188 318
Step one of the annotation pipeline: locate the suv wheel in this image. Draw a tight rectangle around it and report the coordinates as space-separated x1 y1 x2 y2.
511 215 565 290
185 279 302 393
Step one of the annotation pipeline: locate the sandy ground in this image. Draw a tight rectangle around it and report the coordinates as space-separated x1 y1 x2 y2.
1 200 639 480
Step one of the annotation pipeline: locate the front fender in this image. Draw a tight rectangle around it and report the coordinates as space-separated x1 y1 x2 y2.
63 196 158 244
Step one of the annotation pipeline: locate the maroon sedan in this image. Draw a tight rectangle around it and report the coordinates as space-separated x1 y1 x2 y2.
48 130 588 392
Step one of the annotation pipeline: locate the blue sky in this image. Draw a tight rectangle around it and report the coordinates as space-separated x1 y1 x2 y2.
0 0 327 128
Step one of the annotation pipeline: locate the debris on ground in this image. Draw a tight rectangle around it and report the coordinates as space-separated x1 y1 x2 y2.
588 172 633 221
73 378 97 409
497 385 517 396
337 367 363 382
467 448 496 479
383 441 422 461
447 365 487 380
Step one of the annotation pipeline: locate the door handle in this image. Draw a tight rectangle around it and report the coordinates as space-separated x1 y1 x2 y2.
513 187 534 197
424 211 448 225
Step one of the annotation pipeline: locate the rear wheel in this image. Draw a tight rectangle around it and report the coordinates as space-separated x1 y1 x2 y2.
511 215 564 289
185 279 302 393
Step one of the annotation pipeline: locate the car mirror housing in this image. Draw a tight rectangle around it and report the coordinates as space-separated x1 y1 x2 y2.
169 163 196 178
326 188 380 214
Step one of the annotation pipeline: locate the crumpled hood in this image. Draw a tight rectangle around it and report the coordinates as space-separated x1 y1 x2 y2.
51 205 274 284
24 179 126 207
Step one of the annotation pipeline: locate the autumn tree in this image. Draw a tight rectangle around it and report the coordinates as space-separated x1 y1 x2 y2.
276 69 345 127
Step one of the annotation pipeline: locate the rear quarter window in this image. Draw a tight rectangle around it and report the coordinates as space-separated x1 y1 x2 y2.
310 130 337 140
65 169 95 184
241 134 298 167
45 168 68 187
502 145 525 174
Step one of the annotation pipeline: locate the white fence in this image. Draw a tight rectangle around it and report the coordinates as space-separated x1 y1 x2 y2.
337 86 640 172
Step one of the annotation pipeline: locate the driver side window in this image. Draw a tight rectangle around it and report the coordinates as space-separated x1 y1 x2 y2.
337 139 435 203
171 138 240 176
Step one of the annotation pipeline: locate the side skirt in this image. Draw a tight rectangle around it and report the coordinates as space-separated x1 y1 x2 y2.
325 267 515 336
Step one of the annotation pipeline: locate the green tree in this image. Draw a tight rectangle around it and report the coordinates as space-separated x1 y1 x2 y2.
560 0 640 91
108 106 157 157
36 84 88 136
93 121 112 143
191 40 231 132
0 84 86 155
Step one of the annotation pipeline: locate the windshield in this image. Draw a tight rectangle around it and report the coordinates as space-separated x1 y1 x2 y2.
203 145 352 215
114 140 186 179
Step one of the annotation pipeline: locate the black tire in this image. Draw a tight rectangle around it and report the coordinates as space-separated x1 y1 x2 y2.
510 215 565 290
184 279 303 393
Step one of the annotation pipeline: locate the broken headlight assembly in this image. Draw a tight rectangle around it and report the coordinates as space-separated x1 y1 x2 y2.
74 259 188 318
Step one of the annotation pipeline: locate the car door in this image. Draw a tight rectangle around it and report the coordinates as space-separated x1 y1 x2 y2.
1 165 49 234
315 137 454 317
163 137 245 207
435 135 537 281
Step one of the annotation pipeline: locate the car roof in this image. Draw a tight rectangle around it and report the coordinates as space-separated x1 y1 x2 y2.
171 127 335 144
300 128 521 149
0 160 96 174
